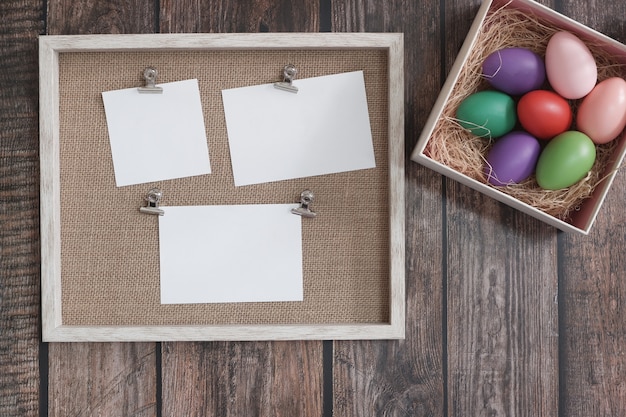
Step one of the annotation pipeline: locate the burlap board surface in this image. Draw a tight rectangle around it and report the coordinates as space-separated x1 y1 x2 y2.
58 49 390 326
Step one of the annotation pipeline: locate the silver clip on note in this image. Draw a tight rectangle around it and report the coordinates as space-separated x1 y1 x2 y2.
291 189 316 218
138 67 163 94
140 188 165 215
274 64 299 93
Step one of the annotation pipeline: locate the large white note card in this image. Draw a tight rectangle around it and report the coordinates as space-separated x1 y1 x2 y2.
102 79 211 187
158 204 303 304
222 70 376 186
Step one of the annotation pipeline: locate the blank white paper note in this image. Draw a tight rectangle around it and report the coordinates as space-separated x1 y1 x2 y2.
158 204 303 304
102 79 211 187
221 70 376 186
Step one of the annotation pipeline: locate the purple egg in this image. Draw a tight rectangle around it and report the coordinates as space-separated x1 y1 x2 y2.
485 131 541 186
482 47 546 96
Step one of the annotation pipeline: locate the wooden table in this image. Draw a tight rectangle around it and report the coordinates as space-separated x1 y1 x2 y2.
2 0 625 415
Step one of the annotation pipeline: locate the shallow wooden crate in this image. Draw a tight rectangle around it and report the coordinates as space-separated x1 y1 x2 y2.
39 33 405 341
411 0 626 234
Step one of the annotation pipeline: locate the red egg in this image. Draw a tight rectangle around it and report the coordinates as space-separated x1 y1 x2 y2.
517 90 573 140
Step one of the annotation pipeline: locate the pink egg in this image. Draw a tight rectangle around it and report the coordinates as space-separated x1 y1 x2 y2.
545 31 597 99
577 77 626 144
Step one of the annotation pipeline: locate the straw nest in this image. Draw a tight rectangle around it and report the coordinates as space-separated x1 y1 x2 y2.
424 5 624 221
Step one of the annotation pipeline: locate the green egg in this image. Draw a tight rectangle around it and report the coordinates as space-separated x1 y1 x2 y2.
536 131 596 190
456 90 517 138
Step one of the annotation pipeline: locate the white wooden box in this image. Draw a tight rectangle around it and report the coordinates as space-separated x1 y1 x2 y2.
411 0 626 235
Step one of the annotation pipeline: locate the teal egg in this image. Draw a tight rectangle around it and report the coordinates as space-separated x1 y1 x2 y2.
536 131 596 190
456 90 517 138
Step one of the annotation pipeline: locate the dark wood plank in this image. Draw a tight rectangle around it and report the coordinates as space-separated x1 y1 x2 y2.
0 1 44 416
162 342 323 416
46 2 159 416
560 192 626 417
560 185 626 416
557 3 626 416
331 1 446 416
47 0 157 35
158 2 324 416
160 0 320 33
48 343 157 417
443 1 559 415
445 192 559 415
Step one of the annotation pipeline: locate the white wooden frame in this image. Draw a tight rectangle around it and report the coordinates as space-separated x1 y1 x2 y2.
39 33 405 342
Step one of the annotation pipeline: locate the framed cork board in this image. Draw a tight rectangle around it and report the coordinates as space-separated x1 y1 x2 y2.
39 33 404 342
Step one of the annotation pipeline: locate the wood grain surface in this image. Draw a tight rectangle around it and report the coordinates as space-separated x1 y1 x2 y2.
0 0 43 416
332 0 446 416
160 0 320 33
44 1 159 416
162 341 323 416
2 0 626 416
48 343 157 416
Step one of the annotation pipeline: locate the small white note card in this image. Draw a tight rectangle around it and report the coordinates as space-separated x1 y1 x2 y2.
158 204 303 304
221 70 376 186
102 79 211 187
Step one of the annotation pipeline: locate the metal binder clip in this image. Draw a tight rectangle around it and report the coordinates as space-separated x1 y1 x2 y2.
140 188 164 215
274 64 299 93
138 67 163 94
291 190 316 218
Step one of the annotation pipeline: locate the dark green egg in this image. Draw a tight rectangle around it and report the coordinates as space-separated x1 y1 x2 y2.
456 90 517 139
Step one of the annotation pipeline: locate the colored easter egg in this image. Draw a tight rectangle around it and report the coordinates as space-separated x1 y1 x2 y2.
484 131 541 186
577 77 626 144
456 91 517 138
517 90 573 140
482 47 546 95
545 31 597 99
536 131 596 190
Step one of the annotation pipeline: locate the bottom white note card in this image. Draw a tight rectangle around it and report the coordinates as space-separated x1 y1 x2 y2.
158 204 303 304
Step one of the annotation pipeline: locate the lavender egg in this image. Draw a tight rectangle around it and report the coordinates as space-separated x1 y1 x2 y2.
485 131 541 186
482 47 546 96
